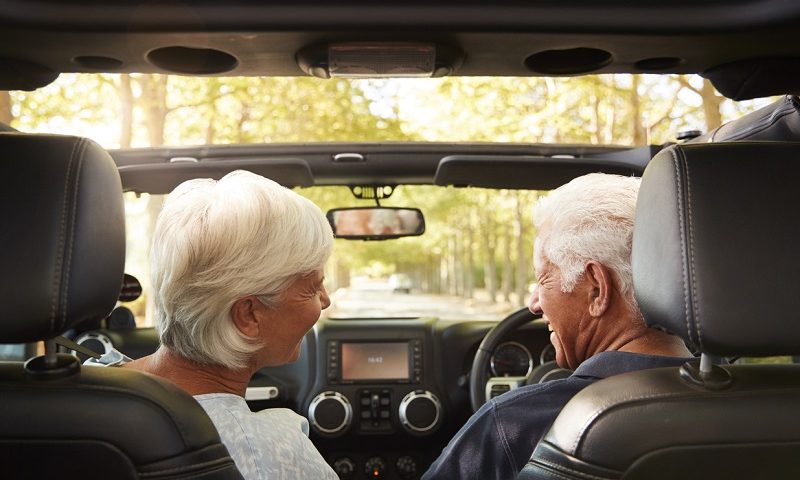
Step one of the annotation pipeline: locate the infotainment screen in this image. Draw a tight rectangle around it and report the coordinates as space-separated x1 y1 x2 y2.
340 342 410 381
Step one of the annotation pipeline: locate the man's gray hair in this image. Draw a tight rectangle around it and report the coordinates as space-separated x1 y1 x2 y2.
150 170 333 370
533 173 640 306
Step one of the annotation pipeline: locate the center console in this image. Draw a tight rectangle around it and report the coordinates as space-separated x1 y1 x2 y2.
306 321 448 479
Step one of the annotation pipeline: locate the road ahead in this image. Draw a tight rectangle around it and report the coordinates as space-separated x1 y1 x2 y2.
325 279 519 321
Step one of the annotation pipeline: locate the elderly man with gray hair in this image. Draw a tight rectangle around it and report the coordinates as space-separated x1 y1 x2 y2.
423 173 692 480
124 170 338 480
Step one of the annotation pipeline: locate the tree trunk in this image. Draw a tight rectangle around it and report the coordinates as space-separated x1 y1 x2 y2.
237 106 250 144
481 208 497 303
501 225 513 302
0 91 12 125
453 235 463 296
118 75 133 148
630 75 646 146
206 100 217 145
448 237 457 296
139 74 169 147
590 92 601 145
514 193 529 306
700 79 724 131
441 253 450 296
464 215 475 299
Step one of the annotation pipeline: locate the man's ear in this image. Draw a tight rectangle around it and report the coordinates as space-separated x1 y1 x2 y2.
230 296 262 337
584 261 612 317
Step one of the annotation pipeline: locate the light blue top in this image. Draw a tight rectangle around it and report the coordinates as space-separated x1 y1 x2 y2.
194 393 338 480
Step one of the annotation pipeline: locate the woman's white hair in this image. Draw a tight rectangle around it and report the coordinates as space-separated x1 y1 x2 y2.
150 170 333 370
533 173 640 306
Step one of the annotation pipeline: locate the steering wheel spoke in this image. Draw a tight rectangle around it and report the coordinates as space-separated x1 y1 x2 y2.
485 376 526 403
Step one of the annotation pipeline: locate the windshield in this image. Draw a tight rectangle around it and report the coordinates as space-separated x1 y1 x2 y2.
123 186 540 323
5 73 775 324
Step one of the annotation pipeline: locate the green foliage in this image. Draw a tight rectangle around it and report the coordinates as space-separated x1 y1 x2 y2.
297 185 539 301
6 73 776 307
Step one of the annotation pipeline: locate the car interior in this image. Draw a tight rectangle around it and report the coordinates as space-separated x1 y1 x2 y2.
1 1 800 479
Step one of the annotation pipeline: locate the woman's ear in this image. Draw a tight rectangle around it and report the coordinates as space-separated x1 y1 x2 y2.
584 261 612 317
230 296 262 337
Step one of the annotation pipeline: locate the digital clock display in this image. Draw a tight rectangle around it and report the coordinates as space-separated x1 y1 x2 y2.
340 342 410 381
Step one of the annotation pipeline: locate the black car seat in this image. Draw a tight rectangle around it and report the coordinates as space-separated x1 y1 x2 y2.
0 133 242 479
519 142 800 480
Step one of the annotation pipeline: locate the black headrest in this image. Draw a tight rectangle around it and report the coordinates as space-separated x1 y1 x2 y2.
0 134 125 343
633 142 800 357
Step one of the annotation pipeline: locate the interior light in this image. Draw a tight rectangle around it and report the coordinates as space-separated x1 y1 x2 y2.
297 42 464 79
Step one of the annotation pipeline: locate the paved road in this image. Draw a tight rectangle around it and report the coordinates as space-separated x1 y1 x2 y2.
325 280 520 321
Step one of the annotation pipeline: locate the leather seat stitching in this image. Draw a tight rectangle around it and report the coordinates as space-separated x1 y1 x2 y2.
60 138 88 332
523 462 576 480
568 379 800 455
578 386 800 433
669 148 693 345
5 382 200 446
723 105 795 141
50 138 81 335
680 148 702 349
534 457 617 480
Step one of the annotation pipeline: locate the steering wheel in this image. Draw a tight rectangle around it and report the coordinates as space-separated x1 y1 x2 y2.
470 307 540 411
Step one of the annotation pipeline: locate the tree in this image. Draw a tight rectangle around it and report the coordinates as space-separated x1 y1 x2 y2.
677 76 725 132
0 91 11 124
8 72 774 321
118 75 133 148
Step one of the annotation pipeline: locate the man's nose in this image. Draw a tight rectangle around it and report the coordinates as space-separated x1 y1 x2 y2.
528 284 543 315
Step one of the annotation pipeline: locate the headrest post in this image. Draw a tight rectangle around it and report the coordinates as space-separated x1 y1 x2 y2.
44 339 58 368
699 353 719 376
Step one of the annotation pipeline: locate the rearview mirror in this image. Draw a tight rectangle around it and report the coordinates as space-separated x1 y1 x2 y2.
327 207 425 240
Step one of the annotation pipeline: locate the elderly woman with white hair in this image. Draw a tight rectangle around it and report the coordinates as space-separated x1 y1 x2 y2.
124 170 338 480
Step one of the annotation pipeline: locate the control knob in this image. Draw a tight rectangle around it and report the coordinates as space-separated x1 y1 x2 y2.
364 456 386 478
396 456 418 479
332 457 355 479
308 391 352 435
399 390 442 434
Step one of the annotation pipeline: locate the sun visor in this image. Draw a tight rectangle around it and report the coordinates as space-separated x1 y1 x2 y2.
433 146 656 190
703 58 800 101
119 157 314 193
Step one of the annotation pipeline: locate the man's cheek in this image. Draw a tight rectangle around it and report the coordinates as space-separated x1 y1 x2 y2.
551 332 567 367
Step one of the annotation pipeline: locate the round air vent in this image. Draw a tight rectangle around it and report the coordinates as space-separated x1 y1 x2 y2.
399 390 441 434
308 391 352 435
524 48 612 75
147 46 238 74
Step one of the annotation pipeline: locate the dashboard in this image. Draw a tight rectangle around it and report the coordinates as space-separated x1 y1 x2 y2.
68 315 553 480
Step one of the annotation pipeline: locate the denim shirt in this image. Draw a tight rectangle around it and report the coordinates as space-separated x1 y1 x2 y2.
422 351 692 480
